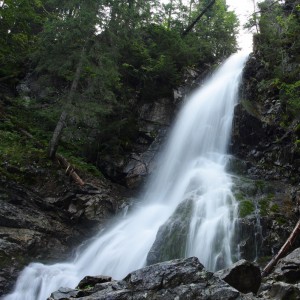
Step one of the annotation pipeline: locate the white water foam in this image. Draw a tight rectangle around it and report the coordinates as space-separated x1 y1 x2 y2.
4 51 249 300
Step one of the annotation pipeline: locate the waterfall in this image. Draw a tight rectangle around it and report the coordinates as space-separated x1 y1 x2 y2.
4 51 249 300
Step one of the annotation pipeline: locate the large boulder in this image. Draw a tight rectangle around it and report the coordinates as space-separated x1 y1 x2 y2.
48 257 257 300
146 198 193 265
215 259 261 294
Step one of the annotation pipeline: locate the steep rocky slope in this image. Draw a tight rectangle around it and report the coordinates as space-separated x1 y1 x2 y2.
0 167 128 295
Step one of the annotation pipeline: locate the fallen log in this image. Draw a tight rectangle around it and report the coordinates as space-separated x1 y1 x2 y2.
262 219 300 277
56 154 85 186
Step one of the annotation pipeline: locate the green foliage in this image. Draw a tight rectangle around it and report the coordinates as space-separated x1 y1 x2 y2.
120 24 195 100
254 0 300 121
0 0 46 80
0 97 104 183
1 0 239 172
258 193 275 217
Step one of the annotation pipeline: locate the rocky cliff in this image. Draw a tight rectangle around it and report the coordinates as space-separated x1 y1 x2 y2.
0 169 128 295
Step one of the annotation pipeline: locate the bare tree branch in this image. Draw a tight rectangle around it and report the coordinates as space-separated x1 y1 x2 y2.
182 0 216 37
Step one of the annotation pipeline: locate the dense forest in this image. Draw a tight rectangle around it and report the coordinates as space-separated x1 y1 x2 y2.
249 0 300 123
0 0 238 180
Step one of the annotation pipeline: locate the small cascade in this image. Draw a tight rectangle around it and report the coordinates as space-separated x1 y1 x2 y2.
5 51 249 300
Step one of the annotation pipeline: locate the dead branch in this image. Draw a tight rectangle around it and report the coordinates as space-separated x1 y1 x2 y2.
182 0 216 37
56 154 85 186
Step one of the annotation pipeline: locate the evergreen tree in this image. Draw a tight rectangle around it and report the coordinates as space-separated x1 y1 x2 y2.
0 0 45 81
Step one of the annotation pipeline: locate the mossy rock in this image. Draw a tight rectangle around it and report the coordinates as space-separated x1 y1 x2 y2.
147 198 194 265
241 98 261 119
238 200 255 218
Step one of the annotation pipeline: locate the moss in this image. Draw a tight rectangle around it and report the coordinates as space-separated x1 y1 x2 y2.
239 200 255 218
241 99 260 118
234 192 245 201
255 180 265 192
60 150 104 178
79 284 93 290
270 203 280 213
295 124 300 137
276 215 286 225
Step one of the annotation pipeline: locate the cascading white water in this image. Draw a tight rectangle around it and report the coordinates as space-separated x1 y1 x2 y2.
4 51 249 300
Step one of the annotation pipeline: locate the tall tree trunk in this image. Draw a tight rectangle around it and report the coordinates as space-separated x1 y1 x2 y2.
182 0 216 37
48 45 85 159
167 0 174 30
188 0 194 23
252 0 259 33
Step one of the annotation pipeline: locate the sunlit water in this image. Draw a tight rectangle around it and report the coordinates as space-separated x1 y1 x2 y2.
4 51 249 300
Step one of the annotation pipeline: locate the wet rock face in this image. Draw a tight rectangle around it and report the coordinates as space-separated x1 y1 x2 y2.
100 67 212 189
146 198 193 265
98 97 174 187
231 174 299 264
0 178 124 296
49 257 256 300
124 128 167 189
232 53 300 181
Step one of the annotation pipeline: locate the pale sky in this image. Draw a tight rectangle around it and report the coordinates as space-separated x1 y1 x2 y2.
161 0 262 52
226 0 260 51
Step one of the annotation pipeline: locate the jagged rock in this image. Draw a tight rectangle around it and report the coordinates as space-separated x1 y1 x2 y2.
272 248 300 283
49 287 80 300
234 218 260 261
49 257 257 300
259 248 300 299
215 259 261 294
267 281 300 299
139 98 173 131
124 129 167 188
77 275 112 289
0 176 125 296
146 198 193 265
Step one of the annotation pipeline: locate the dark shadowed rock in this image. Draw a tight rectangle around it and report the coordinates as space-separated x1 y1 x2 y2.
0 175 126 296
77 275 112 289
48 257 257 300
124 129 166 189
272 248 300 284
215 259 261 294
259 248 300 299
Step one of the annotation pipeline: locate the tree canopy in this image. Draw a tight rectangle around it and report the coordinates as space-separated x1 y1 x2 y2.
0 0 239 169
247 0 300 120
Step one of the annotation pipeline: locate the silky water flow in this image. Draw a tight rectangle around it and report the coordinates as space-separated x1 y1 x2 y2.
4 51 249 300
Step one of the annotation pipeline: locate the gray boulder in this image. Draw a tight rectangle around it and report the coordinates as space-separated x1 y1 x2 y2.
48 257 257 300
272 247 300 283
215 259 261 294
